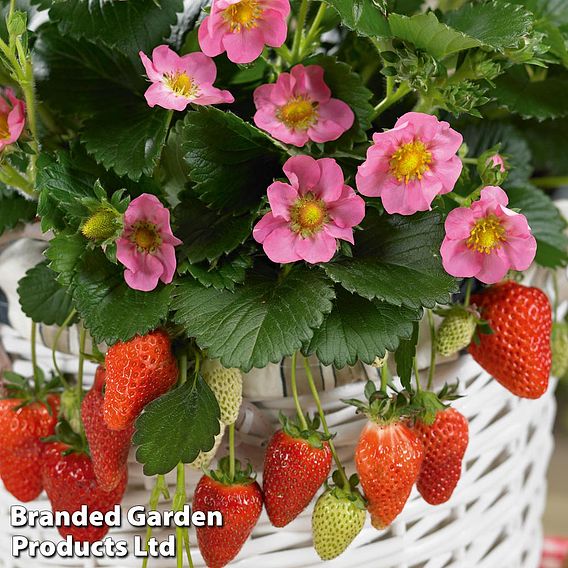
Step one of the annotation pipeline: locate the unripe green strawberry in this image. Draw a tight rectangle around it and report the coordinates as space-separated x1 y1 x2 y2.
189 423 226 470
551 322 568 378
312 488 366 560
436 308 478 357
202 359 242 426
81 208 120 241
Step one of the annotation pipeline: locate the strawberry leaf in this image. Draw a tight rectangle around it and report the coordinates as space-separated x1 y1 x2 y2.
133 375 221 476
0 188 37 236
172 266 335 371
394 321 419 391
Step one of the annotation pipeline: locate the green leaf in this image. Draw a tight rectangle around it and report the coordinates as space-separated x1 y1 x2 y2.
323 210 457 309
173 196 254 263
388 12 481 59
460 121 533 187
45 232 87 288
185 253 252 292
49 0 184 58
305 288 420 368
0 189 36 236
521 118 568 175
180 107 282 212
18 262 75 326
82 99 171 181
508 0 568 25
445 1 534 51
133 376 221 476
73 250 172 345
507 185 568 268
172 267 335 371
323 0 390 37
305 55 374 148
491 69 568 120
394 320 419 391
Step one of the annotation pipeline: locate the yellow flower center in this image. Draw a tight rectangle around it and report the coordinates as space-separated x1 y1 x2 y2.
277 96 318 131
164 72 196 98
0 114 10 139
390 140 432 184
466 215 506 254
132 222 161 253
223 0 262 32
290 193 328 237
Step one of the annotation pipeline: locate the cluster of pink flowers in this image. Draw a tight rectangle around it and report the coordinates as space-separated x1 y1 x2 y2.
126 3 537 288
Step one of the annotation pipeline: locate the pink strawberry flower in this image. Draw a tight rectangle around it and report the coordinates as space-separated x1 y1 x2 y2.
0 88 25 151
441 186 536 284
198 0 290 64
253 156 366 264
117 194 182 292
139 45 234 111
253 64 354 147
356 112 463 215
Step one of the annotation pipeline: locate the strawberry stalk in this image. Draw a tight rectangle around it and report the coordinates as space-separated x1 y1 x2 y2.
30 321 40 392
173 462 192 568
77 325 86 398
302 356 350 491
380 363 388 393
463 278 473 307
51 308 76 388
290 351 308 430
228 422 236 482
141 474 170 568
427 309 436 390
413 356 422 394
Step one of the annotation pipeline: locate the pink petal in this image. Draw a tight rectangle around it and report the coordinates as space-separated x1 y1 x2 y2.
123 253 164 292
267 181 298 220
193 84 234 105
198 16 224 57
253 83 277 108
260 9 288 48
356 158 390 198
476 250 510 284
313 158 344 202
430 123 463 160
154 244 178 284
262 225 302 263
440 239 483 278
6 99 25 144
254 109 310 146
151 45 182 75
144 82 190 111
327 185 366 228
267 0 291 17
503 234 537 271
479 186 509 207
284 155 320 191
253 212 287 243
291 65 330 102
395 112 440 142
294 231 338 264
430 155 462 194
139 51 162 82
222 27 265 64
308 98 355 143
324 223 355 244
444 206 475 240
179 52 218 85
380 178 441 215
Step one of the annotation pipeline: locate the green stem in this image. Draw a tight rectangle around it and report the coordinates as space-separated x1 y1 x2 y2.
380 363 388 393
386 75 394 98
299 2 328 59
182 530 195 568
30 320 39 391
77 324 86 397
302 356 350 490
228 422 235 482
179 353 188 386
174 463 186 568
461 157 478 165
291 0 309 64
371 82 412 121
51 308 76 388
552 272 559 322
413 357 422 394
464 279 473 308
427 310 436 391
445 192 467 206
18 51 39 184
531 176 568 189
142 475 168 568
0 162 34 196
290 352 308 430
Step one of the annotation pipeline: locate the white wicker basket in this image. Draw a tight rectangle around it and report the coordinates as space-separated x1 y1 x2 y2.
0 321 557 568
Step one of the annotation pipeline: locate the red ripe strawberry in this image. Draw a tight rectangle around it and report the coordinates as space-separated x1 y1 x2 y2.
0 394 60 501
355 420 423 529
41 442 127 543
193 457 263 568
469 281 552 399
263 416 332 527
414 408 469 505
104 329 178 430
82 366 133 491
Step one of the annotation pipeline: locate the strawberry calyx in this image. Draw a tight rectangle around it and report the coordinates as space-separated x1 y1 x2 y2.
279 412 331 450
43 418 89 456
326 470 367 509
208 456 256 487
1 369 62 410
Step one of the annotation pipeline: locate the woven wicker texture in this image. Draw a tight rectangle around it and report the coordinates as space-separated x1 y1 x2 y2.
0 322 556 568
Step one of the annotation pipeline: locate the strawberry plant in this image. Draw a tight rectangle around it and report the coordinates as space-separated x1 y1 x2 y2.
0 0 566 564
